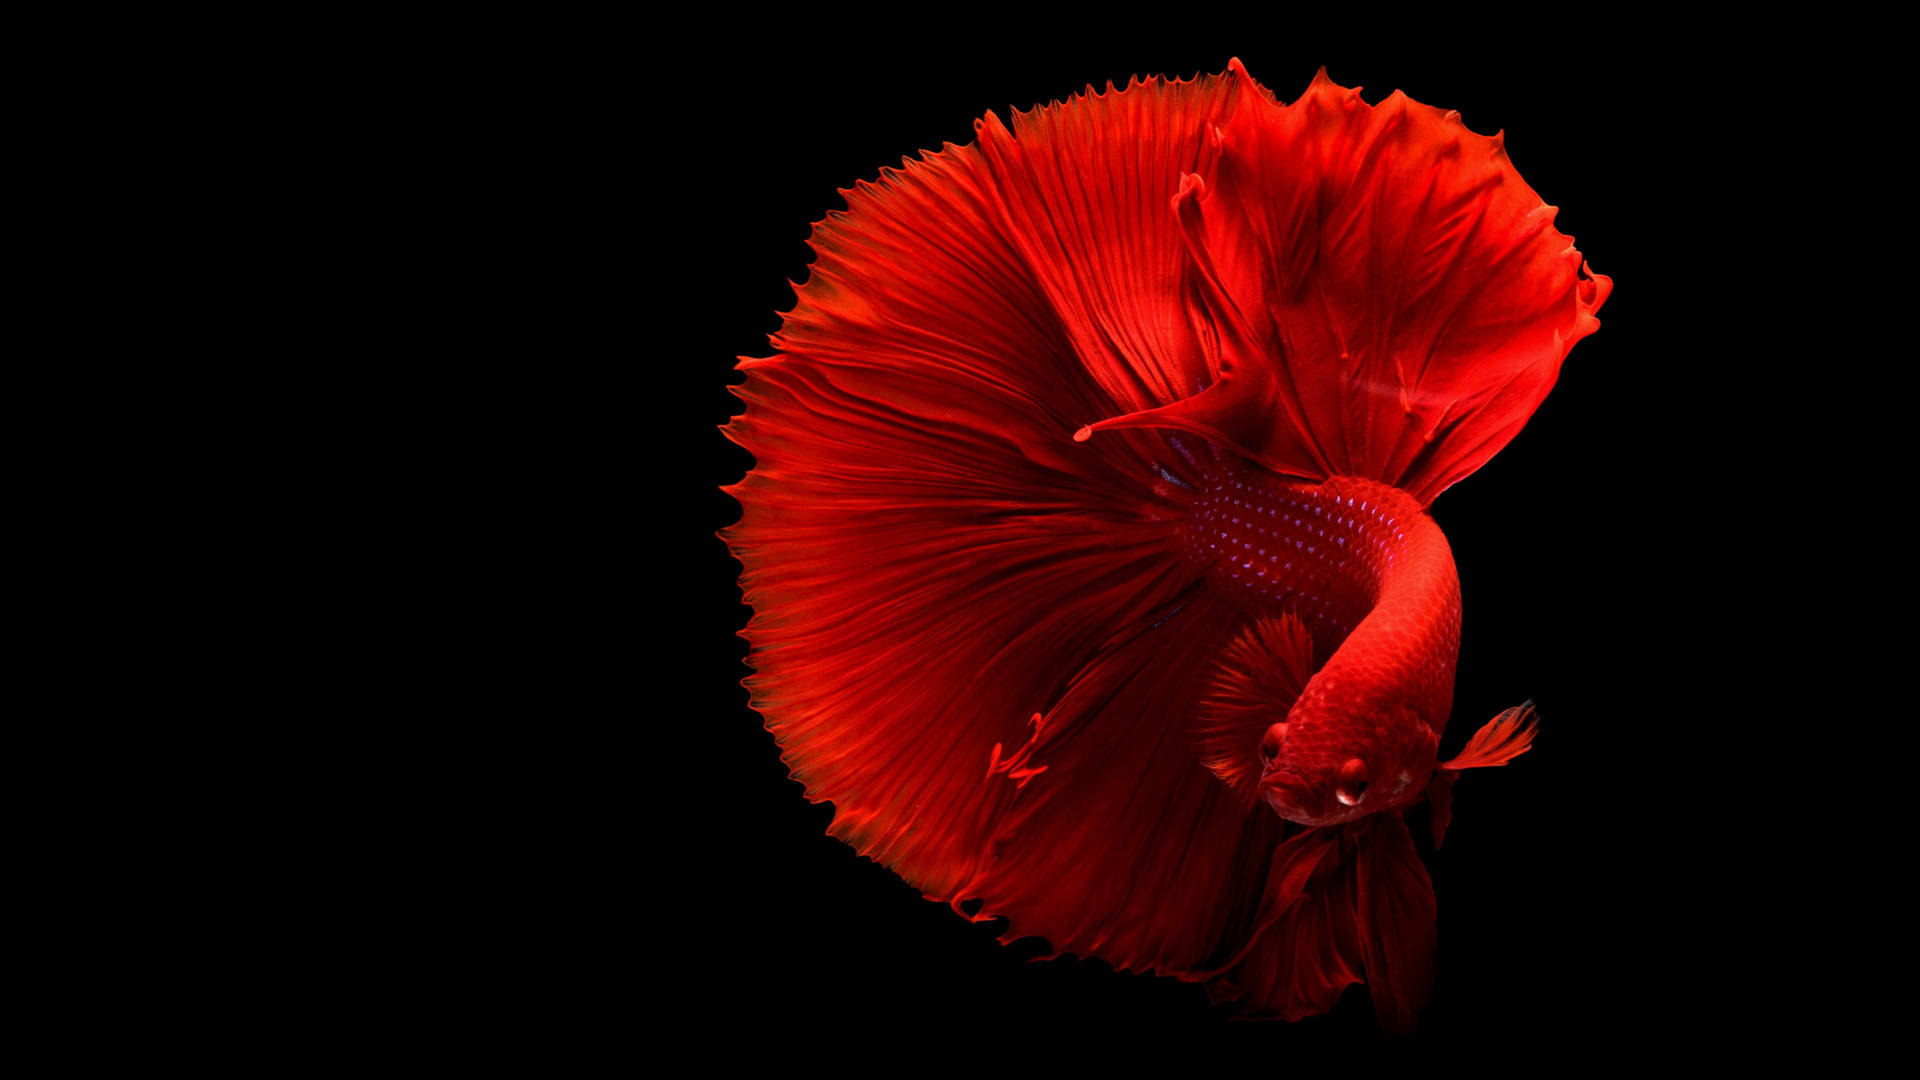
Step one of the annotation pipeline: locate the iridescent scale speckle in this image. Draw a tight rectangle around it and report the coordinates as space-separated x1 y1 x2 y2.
1181 463 1423 654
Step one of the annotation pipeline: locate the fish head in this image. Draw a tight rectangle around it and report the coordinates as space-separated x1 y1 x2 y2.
1257 686 1441 827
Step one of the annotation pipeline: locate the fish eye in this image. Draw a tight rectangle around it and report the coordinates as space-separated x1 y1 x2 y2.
1259 723 1287 765
1335 757 1370 806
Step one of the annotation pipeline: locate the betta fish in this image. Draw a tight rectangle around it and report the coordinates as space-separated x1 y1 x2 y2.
721 59 1609 1031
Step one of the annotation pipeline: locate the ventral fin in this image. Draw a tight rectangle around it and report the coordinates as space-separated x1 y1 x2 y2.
1354 811 1437 1035
1425 771 1455 848
1198 825 1340 979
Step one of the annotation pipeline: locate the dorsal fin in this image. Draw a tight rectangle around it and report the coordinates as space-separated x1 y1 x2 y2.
1078 66 1611 506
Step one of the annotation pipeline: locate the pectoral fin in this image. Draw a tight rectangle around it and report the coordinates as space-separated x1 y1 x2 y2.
1429 702 1538 848
1440 701 1539 772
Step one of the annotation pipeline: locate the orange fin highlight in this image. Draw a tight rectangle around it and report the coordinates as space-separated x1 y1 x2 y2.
1440 701 1539 772
1429 702 1538 847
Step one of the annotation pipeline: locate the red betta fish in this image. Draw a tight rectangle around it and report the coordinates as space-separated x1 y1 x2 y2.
722 60 1610 1031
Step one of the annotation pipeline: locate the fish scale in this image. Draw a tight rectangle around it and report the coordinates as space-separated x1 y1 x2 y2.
1172 460 1461 825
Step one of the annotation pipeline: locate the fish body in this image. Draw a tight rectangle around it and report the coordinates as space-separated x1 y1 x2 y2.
723 60 1607 1030
1178 465 1456 827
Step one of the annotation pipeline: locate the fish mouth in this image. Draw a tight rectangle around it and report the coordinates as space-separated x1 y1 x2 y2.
1258 764 1325 823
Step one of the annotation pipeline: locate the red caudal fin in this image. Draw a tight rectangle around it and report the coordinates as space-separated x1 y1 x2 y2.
950 590 1292 976
1076 61 1611 505
970 72 1240 424
724 88 1214 904
726 73 1298 977
1193 613 1316 806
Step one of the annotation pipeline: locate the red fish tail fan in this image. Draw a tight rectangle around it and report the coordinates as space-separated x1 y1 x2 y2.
948 587 1294 975
726 70 1304 977
723 233 1194 899
1081 62 1612 504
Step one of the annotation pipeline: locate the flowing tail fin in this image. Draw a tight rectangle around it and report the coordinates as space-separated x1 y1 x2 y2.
1075 63 1611 505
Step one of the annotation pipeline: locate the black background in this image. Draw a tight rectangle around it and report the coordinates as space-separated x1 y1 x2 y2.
671 32 1744 1050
